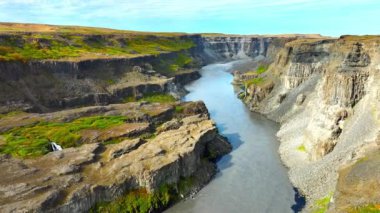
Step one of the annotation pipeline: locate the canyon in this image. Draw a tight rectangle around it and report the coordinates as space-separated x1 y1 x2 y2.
0 23 379 212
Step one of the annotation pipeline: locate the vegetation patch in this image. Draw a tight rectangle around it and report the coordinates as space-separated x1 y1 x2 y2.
244 77 264 87
348 204 380 213
139 93 176 103
0 115 128 158
169 53 193 72
312 194 332 213
0 111 26 119
89 185 172 213
123 93 176 104
157 53 194 74
0 33 195 61
256 65 268 74
297 144 306 152
238 92 245 99
90 176 197 213
122 96 137 103
244 65 268 75
174 105 185 113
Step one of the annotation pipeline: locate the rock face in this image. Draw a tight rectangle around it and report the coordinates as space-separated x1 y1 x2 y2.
200 35 300 62
331 150 380 213
0 101 232 212
0 51 203 113
241 35 380 211
1 27 378 212
0 33 317 113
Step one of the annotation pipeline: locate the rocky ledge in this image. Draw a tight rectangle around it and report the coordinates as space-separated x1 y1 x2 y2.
0 101 231 212
236 35 380 212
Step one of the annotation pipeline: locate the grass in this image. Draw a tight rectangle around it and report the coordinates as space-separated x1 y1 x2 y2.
174 105 185 113
157 53 194 74
89 176 196 213
312 194 332 213
238 92 245 99
89 185 172 213
123 93 176 104
177 176 195 194
0 33 195 61
122 96 137 103
256 65 268 74
0 115 128 158
0 23 188 36
139 93 176 103
244 65 268 76
169 53 193 72
0 111 26 119
348 204 380 213
244 77 264 87
297 144 306 152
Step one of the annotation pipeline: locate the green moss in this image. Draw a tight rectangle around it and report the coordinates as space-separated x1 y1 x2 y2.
297 144 306 152
174 105 184 113
157 53 193 73
256 65 268 74
312 194 332 213
123 93 176 104
89 185 172 213
238 92 245 99
244 77 264 87
0 111 26 119
177 176 195 194
348 204 380 213
90 176 197 213
0 33 194 61
123 96 137 103
139 93 176 103
0 115 128 158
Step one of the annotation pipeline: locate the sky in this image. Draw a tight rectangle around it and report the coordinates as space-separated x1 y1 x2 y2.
0 0 379 36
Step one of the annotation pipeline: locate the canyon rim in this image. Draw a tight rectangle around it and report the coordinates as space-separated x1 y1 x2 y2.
0 19 379 213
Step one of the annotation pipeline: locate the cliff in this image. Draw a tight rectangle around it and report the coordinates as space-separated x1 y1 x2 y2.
0 101 232 212
0 23 234 213
0 31 201 113
1 22 379 212
240 35 380 212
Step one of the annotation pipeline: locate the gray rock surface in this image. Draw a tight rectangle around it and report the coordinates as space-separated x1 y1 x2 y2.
0 102 232 212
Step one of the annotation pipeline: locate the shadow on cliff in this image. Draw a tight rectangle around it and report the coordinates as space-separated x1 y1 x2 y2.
215 122 244 150
215 132 244 172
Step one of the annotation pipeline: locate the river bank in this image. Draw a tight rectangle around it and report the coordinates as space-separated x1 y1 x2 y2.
166 60 299 213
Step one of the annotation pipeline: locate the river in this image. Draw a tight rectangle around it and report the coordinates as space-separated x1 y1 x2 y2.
166 60 298 213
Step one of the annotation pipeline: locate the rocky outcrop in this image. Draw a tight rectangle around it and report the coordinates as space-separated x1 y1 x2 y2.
201 36 300 62
0 34 203 113
331 149 380 213
241 35 380 211
0 101 232 212
0 32 320 113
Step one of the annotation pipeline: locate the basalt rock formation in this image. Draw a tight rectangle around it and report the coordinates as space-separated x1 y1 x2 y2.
0 101 232 212
1 23 379 213
239 35 380 212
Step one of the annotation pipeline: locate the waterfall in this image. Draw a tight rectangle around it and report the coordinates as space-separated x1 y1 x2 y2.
236 37 248 59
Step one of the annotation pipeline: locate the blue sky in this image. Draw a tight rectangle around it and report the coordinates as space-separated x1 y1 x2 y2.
0 0 379 36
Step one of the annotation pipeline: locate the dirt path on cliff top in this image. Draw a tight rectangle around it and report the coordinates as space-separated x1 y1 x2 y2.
165 60 299 213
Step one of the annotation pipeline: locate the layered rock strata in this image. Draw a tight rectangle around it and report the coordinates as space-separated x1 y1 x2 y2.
241 35 380 211
0 101 232 212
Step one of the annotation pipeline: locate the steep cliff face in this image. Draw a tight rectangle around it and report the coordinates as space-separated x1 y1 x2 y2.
0 28 320 114
0 48 201 113
200 36 296 62
242 35 380 211
0 101 232 212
